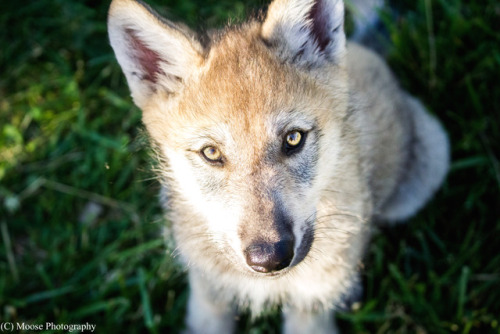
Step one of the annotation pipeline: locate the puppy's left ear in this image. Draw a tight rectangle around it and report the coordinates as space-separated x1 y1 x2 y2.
261 0 346 67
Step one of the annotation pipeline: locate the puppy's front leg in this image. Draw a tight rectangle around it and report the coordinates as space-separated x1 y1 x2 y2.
183 270 236 334
282 307 338 334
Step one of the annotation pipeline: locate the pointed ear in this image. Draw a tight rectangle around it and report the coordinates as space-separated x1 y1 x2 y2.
108 0 203 108
261 0 346 67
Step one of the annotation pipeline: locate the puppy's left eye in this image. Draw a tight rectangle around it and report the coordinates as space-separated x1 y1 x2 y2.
201 146 224 165
283 130 306 156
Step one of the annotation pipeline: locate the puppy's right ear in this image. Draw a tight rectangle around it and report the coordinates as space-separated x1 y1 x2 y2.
108 0 203 109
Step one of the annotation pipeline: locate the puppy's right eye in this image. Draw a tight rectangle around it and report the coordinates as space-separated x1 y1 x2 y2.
282 130 307 156
201 146 223 165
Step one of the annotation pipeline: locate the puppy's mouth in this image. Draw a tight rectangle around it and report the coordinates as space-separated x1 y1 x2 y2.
259 267 291 278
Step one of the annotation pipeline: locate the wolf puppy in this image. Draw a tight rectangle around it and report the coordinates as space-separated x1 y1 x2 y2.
108 0 448 332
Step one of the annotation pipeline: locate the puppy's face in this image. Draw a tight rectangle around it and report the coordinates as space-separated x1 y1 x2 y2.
145 36 347 275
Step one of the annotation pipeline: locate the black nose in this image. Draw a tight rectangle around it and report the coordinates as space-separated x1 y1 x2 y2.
245 240 294 273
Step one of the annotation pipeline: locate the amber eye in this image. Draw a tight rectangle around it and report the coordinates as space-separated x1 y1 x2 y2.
201 146 223 163
283 130 306 156
286 131 302 146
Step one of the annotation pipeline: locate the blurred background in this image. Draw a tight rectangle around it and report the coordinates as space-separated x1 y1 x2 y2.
1 0 499 333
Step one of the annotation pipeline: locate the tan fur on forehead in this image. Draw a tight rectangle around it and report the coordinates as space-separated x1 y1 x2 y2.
194 25 296 121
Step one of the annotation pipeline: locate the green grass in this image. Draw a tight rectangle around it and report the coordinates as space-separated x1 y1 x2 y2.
1 0 499 333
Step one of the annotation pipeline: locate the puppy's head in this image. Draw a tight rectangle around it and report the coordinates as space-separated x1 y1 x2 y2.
108 0 349 275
